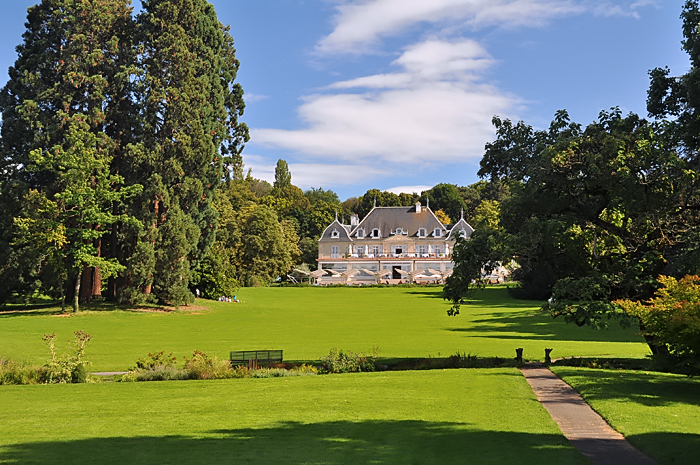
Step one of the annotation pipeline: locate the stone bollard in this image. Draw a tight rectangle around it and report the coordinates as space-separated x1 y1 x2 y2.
544 348 553 365
515 348 523 363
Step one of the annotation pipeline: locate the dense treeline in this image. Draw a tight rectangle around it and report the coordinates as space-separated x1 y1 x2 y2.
445 0 700 364
0 0 247 310
200 160 501 298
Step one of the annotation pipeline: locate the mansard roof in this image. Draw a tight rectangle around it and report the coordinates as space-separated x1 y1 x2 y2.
447 217 475 240
319 219 352 241
351 205 446 239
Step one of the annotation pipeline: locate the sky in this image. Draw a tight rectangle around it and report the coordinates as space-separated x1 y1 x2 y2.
0 1 691 200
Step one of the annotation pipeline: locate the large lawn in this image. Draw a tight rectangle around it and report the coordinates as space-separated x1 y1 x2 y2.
2 287 698 465
0 369 590 465
0 287 649 372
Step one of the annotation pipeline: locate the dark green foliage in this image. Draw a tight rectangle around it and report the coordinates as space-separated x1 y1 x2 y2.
447 108 692 355
0 0 248 306
420 183 466 224
305 187 340 205
274 159 292 188
647 0 700 160
0 0 141 311
443 228 510 315
355 188 418 218
123 0 248 305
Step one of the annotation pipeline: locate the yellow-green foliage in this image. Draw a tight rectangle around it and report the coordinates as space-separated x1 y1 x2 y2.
617 275 700 359
0 357 43 385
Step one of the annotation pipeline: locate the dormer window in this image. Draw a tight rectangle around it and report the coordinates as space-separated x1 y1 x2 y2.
356 228 365 239
331 229 339 238
460 229 467 238
371 228 381 238
417 228 426 238
394 227 403 235
434 228 442 238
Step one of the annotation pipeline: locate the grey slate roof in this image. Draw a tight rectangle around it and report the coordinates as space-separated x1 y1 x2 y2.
319 219 353 241
447 217 474 240
351 205 446 239
319 204 473 242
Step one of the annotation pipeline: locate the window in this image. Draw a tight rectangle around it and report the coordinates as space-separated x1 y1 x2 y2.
372 228 381 238
395 227 403 235
460 229 467 238
372 245 381 256
356 228 365 239
331 246 339 258
434 228 442 237
434 244 443 254
419 245 427 255
331 229 339 238
357 246 365 255
418 228 426 237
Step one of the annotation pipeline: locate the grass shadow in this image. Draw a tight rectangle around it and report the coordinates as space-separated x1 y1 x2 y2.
628 432 700 465
0 420 589 465
448 311 643 343
553 368 700 408
0 300 206 318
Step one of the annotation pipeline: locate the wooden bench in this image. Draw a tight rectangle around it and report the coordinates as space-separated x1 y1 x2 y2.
230 350 283 366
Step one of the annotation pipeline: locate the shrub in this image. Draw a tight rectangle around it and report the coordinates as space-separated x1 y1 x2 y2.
41 331 93 384
616 275 700 373
135 351 177 370
121 352 318 382
183 350 232 380
320 347 379 374
120 365 190 382
0 357 44 385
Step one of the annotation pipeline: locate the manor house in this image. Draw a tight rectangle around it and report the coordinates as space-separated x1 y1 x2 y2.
317 202 473 284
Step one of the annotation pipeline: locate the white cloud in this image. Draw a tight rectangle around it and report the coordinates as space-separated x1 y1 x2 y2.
252 38 516 167
243 154 385 189
330 39 494 89
316 0 584 55
316 0 659 55
244 93 271 103
384 185 433 195
592 0 660 19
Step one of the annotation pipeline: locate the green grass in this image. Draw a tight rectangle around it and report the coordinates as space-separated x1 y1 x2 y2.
0 287 650 372
552 367 700 465
0 369 591 465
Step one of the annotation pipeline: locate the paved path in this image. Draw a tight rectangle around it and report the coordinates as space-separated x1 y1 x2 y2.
520 365 659 465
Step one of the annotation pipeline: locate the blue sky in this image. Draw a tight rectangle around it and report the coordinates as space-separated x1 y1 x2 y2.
0 1 691 200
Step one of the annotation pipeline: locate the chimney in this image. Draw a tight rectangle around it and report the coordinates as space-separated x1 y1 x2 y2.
350 214 359 227
415 201 421 213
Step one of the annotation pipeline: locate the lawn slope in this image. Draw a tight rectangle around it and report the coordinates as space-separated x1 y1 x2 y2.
0 287 649 372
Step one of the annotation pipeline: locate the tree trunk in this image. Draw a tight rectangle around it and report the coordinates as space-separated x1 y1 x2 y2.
107 221 118 300
60 280 65 313
80 265 92 303
73 269 82 312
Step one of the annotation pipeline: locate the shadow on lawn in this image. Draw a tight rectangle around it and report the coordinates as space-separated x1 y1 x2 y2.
0 420 589 465
628 432 700 465
448 311 643 343
556 368 700 408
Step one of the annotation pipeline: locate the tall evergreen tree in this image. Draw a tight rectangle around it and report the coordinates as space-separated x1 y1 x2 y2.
274 159 292 188
0 0 139 307
124 0 248 305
